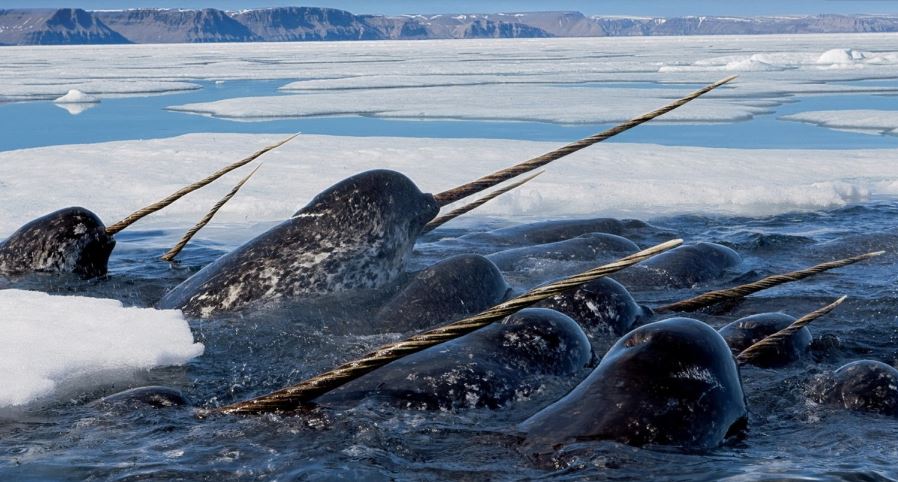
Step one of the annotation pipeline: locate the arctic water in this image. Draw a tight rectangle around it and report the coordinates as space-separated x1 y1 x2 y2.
4 36 898 480
4 79 898 151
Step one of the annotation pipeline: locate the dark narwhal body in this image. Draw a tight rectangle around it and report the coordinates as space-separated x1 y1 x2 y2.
817 360 898 416
92 386 189 409
0 207 115 278
536 277 652 337
456 217 668 251
320 308 592 410
519 317 747 451
375 254 511 332
718 313 811 368
486 233 639 286
614 242 742 290
158 170 439 317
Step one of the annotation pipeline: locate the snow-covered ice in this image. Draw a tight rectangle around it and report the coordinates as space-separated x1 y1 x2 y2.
2 133 898 239
0 289 203 408
817 48 867 64
4 35 898 119
168 84 768 124
54 89 100 104
782 110 898 136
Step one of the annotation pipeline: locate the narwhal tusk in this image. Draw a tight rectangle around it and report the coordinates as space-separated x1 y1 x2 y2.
204 238 683 416
656 251 883 313
160 164 263 262
736 296 847 365
421 171 544 234
104 133 299 236
432 76 737 207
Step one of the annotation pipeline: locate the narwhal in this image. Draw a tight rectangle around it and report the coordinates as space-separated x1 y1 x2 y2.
158 76 737 317
0 135 297 279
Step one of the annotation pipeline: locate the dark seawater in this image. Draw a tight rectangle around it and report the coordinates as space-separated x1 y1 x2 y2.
3 201 898 480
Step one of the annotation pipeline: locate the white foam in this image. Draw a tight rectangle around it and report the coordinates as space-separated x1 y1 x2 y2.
3 134 898 240
0 290 203 408
54 89 99 104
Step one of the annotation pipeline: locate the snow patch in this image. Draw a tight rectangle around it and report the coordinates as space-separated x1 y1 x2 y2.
0 290 203 408
3 134 898 240
817 48 866 64
53 89 99 104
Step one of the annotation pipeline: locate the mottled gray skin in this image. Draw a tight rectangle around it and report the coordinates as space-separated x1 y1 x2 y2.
375 254 511 332
614 242 742 289
817 360 898 416
158 170 439 317
486 233 639 274
718 312 811 368
519 317 747 451
0 207 115 279
320 308 592 411
457 218 666 248
93 386 188 408
536 277 652 337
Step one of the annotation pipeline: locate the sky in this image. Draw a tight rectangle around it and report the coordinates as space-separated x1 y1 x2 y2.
3 0 898 16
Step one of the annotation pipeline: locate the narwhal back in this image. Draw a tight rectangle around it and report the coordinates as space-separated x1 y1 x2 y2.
158 170 439 317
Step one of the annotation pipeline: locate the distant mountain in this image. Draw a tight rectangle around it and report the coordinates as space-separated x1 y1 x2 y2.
232 7 381 41
0 8 130 45
96 8 259 43
2 8 898 46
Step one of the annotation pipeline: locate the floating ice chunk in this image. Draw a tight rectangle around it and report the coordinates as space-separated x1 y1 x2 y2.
781 110 898 136
0 290 203 408
817 48 866 64
53 89 100 104
724 57 785 72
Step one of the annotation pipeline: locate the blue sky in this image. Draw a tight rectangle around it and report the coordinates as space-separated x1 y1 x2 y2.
5 1 898 16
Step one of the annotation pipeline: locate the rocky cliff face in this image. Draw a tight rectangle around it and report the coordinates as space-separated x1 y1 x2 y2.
3 8 898 46
232 7 383 41
0 8 130 45
96 8 260 43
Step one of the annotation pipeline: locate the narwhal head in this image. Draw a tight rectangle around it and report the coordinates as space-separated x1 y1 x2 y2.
296 168 439 248
0 135 299 279
0 207 115 278
519 317 747 451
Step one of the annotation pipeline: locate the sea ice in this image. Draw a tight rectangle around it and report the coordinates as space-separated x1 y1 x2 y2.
53 89 100 104
0 289 203 408
168 84 767 124
2 133 898 240
4 35 898 114
817 48 866 64
781 110 898 136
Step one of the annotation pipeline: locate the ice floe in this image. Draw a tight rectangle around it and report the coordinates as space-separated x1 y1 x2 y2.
2 133 898 239
0 289 203 408
54 89 99 104
168 84 767 124
4 35 898 113
782 110 898 136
